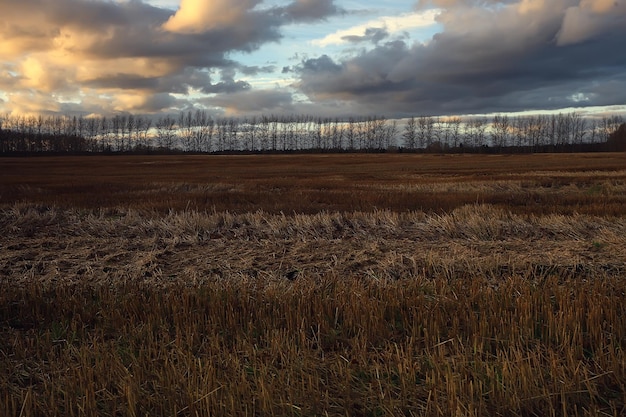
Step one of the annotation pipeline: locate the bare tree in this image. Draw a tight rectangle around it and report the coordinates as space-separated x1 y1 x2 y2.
85 116 100 151
155 115 176 150
467 117 487 149
240 116 255 152
258 115 270 151
194 110 214 152
227 118 239 151
383 119 398 150
588 118 599 145
415 116 433 149
357 117 369 150
310 117 321 149
134 116 152 150
269 116 279 151
523 115 542 150
599 115 623 142
512 116 526 148
345 117 356 151
178 111 194 152
491 115 510 149
215 118 228 152
402 116 417 149
448 117 462 149
570 113 586 147
373 116 390 149
555 113 570 146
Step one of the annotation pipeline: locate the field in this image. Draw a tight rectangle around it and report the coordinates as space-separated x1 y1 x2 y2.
1 153 625 416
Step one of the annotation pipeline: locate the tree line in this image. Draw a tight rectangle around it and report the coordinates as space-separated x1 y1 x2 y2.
0 111 624 155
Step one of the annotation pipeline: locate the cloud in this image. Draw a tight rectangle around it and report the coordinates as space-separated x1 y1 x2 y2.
300 55 343 74
163 0 341 34
0 0 340 115
113 92 182 113
0 0 624 118
341 28 390 44
311 10 439 47
163 0 342 34
557 0 626 45
0 0 201 113
2 90 88 117
281 0 342 22
200 68 252 94
163 0 261 33
295 0 626 116
239 65 277 76
204 89 294 115
20 56 73 93
581 0 621 13
414 0 517 10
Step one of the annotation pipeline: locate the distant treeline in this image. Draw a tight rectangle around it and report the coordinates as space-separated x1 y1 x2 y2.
0 111 624 155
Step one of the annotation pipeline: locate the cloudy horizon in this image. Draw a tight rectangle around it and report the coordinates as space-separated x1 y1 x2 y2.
1 0 625 119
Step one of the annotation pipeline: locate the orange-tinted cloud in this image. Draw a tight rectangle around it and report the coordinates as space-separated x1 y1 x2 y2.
0 0 340 115
163 0 261 33
557 0 626 45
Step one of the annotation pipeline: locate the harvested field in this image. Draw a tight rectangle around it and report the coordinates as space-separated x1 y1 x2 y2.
1 154 625 416
1 153 626 214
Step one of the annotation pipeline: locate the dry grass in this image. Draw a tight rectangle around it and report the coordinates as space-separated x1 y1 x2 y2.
2 153 626 215
1 154 625 416
2 204 626 286
1 204 626 416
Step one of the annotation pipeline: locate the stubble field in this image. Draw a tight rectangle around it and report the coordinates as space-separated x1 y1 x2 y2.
1 153 625 416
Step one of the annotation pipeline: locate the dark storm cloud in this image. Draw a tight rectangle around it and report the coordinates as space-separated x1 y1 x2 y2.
296 0 626 116
296 42 411 98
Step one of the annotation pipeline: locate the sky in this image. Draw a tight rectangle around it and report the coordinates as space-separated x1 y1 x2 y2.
1 0 625 119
